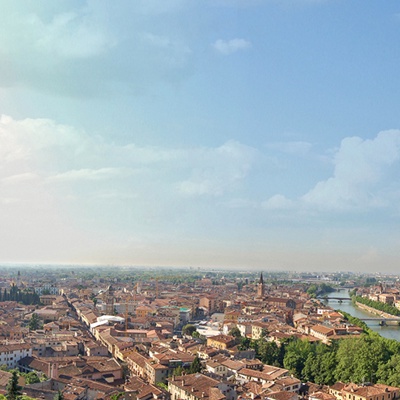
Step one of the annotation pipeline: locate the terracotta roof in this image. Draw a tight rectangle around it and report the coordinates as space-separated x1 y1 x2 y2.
168 373 220 400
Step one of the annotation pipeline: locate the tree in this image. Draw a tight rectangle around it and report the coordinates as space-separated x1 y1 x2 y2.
22 372 40 385
376 354 400 386
228 327 241 338
53 392 64 400
182 324 197 336
189 356 202 374
307 284 317 298
29 313 41 331
334 338 361 382
352 335 389 384
238 336 251 351
6 370 22 400
172 365 185 376
283 339 313 380
302 342 337 385
156 382 168 391
257 340 281 366
110 394 123 400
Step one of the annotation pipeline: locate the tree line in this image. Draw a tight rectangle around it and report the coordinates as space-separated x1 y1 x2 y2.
238 320 400 386
352 295 400 317
0 285 41 305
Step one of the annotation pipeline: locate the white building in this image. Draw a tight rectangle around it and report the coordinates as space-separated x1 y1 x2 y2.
34 285 60 295
0 343 32 369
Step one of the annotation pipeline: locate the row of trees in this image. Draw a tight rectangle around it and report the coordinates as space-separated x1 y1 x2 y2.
0 285 41 305
352 295 400 317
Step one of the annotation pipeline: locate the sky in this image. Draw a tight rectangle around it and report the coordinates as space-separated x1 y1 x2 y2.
1 0 400 273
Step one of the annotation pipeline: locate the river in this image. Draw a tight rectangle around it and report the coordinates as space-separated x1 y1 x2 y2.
324 290 400 341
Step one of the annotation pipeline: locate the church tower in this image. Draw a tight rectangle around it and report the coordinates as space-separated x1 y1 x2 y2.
257 272 265 298
105 285 115 315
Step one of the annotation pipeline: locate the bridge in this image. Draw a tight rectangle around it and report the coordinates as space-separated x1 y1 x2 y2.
318 296 351 300
358 317 400 326
359 317 400 321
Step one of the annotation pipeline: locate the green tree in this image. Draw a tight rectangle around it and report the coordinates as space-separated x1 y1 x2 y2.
172 365 185 376
53 393 64 400
334 338 360 382
283 339 313 380
6 370 22 400
109 393 123 400
156 382 168 391
188 356 202 374
307 284 318 298
303 342 337 385
376 354 400 386
28 313 41 331
182 324 197 336
257 340 281 366
228 327 241 338
192 331 200 339
238 336 251 351
22 372 40 384
352 335 389 384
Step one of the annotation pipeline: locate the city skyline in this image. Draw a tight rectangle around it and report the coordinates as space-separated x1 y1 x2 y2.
1 1 400 272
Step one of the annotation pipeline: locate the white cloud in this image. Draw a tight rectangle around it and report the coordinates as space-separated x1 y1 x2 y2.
0 114 260 262
262 194 294 210
178 140 257 196
0 114 256 200
213 38 252 55
265 141 312 155
0 2 193 96
1 172 39 184
33 11 117 59
302 130 400 211
224 198 258 208
47 168 135 183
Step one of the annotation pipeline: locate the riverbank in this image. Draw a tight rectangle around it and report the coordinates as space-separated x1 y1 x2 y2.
355 301 400 326
326 291 400 341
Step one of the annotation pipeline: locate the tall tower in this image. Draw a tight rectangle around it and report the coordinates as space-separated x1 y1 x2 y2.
105 285 115 315
257 272 265 298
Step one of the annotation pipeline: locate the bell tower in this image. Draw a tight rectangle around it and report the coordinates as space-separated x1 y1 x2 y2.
105 285 115 315
257 272 265 298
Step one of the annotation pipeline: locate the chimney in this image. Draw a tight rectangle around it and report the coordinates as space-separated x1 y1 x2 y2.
202 392 206 398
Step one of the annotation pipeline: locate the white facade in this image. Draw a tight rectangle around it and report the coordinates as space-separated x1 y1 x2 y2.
34 285 60 295
0 343 33 369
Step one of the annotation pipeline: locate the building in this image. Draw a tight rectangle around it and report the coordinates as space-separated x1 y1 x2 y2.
168 373 237 400
207 334 236 350
104 285 115 315
257 273 265 298
330 383 400 400
0 342 32 369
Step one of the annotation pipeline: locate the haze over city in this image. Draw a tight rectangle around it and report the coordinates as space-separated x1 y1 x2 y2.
1 1 400 272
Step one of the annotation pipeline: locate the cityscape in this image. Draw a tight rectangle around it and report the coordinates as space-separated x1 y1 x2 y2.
2 1 400 400
0 267 400 399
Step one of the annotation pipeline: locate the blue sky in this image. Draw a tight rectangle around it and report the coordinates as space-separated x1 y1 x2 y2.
1 0 400 272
